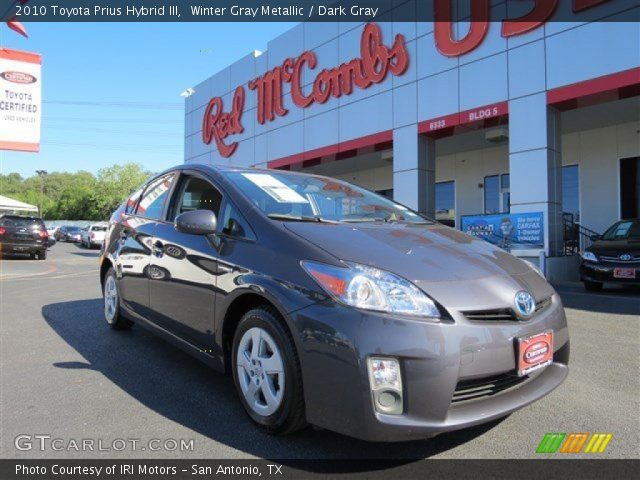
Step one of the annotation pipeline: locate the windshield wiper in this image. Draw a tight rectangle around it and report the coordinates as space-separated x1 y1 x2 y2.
267 214 336 223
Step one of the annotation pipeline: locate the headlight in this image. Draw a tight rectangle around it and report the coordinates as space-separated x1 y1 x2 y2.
581 251 598 262
301 260 441 318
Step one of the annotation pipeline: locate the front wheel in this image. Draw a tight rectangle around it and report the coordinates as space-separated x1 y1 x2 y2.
38 250 47 260
103 268 133 330
231 307 306 435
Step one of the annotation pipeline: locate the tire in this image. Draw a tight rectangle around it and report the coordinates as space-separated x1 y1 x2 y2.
29 253 36 260
103 268 133 330
231 306 306 435
38 250 47 260
583 280 603 292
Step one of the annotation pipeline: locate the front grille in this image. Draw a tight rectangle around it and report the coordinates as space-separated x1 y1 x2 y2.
463 296 552 322
600 255 640 263
452 371 530 403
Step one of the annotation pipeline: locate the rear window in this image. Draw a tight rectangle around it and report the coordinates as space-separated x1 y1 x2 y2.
91 226 107 232
0 217 43 228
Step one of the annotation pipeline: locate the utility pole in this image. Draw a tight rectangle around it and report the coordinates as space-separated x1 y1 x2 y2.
36 170 47 217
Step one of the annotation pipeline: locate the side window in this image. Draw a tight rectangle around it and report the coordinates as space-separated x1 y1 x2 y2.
219 200 256 240
173 176 223 220
125 187 144 215
136 173 176 220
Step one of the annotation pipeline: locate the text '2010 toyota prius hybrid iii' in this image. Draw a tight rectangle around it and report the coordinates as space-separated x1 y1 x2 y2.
100 165 569 442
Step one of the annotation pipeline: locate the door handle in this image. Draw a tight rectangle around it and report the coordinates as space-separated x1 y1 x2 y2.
152 240 164 258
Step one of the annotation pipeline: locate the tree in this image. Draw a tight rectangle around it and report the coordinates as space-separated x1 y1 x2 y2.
91 163 151 219
0 163 151 220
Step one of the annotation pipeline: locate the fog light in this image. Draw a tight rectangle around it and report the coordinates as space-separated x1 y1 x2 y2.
367 357 403 415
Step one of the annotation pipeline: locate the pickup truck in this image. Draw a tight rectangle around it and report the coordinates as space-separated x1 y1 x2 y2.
81 223 108 249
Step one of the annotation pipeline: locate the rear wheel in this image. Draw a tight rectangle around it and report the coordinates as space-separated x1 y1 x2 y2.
583 280 603 292
231 307 306 435
103 268 133 330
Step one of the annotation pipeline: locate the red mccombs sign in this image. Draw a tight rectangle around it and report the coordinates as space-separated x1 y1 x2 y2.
202 0 612 157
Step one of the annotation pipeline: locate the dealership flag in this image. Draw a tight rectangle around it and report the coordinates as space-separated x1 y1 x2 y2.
0 48 42 152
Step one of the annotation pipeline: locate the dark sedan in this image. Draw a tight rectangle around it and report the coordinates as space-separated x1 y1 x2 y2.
580 219 640 291
55 225 83 243
100 165 569 442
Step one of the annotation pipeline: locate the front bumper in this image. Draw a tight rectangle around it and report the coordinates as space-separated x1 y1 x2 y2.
580 261 639 284
290 294 569 442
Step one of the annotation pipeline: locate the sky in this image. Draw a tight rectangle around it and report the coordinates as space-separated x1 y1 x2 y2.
0 21 295 178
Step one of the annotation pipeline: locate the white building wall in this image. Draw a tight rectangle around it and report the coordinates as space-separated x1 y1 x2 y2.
326 120 640 233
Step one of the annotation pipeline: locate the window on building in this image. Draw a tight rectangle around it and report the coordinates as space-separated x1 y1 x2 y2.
375 189 394 200
484 175 501 214
620 157 639 220
562 165 580 223
136 173 176 220
501 174 510 213
436 181 455 226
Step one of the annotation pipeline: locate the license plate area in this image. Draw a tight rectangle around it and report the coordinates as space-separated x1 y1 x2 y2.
517 331 553 377
613 267 636 279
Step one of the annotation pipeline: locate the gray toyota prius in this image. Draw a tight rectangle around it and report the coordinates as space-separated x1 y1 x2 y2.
100 164 569 442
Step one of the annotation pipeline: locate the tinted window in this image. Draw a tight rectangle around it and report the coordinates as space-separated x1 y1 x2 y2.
436 181 455 223
562 165 580 223
219 201 255 240
484 175 500 214
91 226 107 232
136 173 175 220
0 217 43 228
125 187 144 215
174 176 223 219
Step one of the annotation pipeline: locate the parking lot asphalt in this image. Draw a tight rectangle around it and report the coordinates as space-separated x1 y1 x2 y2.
1 241 638 462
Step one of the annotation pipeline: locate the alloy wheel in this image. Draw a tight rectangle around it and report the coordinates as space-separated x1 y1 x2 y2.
104 275 118 323
236 327 285 416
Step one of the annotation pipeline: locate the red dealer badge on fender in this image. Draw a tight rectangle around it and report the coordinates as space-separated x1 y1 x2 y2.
202 86 245 158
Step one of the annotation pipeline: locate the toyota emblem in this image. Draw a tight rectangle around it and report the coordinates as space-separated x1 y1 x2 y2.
514 291 536 318
620 254 632 261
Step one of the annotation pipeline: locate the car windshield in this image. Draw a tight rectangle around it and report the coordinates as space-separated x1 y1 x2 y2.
67 227 81 232
602 220 640 240
0 217 42 228
91 226 107 231
225 171 431 224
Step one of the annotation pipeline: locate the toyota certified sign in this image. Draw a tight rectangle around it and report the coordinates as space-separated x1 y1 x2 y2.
0 49 42 152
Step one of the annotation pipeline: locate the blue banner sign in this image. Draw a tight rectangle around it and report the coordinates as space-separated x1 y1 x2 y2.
460 212 544 251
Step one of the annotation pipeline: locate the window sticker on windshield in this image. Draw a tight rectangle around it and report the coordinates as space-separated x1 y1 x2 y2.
242 173 309 203
614 222 632 236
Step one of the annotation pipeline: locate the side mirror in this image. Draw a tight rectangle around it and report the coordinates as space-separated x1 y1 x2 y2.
175 210 217 235
590 234 601 241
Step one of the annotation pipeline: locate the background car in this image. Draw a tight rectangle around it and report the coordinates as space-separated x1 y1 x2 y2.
580 218 640 291
0 215 49 260
55 225 83 243
81 223 108 249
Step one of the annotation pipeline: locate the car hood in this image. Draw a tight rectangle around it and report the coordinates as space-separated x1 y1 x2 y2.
285 222 553 310
589 239 640 255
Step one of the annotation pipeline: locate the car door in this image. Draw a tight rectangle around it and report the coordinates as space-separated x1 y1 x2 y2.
147 172 223 349
115 172 177 319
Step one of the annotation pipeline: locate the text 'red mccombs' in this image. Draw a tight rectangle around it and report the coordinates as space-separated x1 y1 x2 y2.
202 22 408 158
